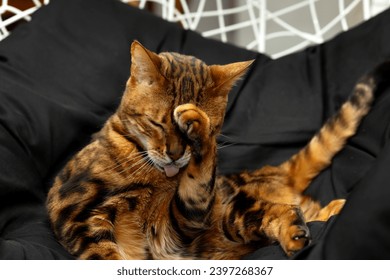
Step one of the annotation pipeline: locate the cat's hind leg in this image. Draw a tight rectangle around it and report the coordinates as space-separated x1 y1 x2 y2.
299 196 346 222
218 180 311 257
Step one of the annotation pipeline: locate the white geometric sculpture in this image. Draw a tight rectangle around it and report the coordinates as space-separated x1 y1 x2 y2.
1 0 389 58
0 0 49 40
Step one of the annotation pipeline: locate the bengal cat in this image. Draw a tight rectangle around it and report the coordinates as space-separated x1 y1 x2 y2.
47 41 389 259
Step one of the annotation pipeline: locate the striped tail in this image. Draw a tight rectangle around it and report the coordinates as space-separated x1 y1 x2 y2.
280 61 390 193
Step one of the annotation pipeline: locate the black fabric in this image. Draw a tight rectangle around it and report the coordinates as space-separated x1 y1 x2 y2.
0 0 389 259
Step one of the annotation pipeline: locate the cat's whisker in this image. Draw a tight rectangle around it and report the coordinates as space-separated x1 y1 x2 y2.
217 142 237 150
140 160 155 177
102 151 148 173
102 156 135 173
124 153 154 178
218 133 234 140
126 159 154 181
116 155 150 176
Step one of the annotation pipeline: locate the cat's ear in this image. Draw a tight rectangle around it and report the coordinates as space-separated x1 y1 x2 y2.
130 40 163 85
209 60 254 93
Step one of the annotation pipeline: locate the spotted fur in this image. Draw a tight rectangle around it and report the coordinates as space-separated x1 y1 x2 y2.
47 41 390 259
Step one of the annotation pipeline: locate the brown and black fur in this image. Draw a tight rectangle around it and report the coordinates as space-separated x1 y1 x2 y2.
46 41 390 259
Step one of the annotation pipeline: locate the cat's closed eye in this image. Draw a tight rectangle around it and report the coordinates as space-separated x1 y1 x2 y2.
147 118 165 132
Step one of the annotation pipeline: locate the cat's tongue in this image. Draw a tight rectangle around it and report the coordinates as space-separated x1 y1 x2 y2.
163 164 180 177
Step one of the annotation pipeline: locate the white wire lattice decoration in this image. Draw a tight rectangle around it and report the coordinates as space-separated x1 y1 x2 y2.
1 0 390 58
0 0 49 40
123 0 390 58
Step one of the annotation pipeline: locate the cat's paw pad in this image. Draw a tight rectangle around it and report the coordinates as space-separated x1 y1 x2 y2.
283 225 311 257
174 104 210 141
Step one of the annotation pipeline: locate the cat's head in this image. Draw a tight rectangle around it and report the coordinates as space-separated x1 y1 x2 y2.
117 41 253 177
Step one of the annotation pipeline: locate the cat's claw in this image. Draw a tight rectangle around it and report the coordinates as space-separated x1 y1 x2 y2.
284 225 311 257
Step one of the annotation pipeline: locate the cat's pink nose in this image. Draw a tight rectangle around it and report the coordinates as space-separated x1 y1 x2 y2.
167 147 184 161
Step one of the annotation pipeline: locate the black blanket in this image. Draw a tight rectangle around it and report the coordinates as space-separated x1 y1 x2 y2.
0 0 389 259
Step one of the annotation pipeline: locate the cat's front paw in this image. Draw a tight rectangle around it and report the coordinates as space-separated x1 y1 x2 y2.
174 104 210 142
